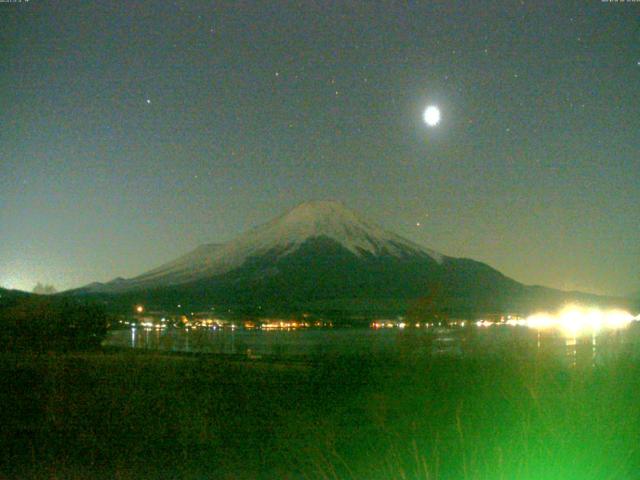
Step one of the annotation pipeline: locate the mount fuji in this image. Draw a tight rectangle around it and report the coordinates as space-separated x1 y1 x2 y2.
71 201 622 316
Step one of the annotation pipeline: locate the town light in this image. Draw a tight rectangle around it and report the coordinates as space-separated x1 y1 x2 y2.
522 305 636 336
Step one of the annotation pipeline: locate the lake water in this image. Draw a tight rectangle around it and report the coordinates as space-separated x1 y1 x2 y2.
103 323 640 365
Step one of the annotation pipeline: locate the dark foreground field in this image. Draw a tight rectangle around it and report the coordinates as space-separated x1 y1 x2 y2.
1 348 639 480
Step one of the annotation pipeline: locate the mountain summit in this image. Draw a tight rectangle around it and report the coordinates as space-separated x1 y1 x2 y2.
237 200 443 261
87 200 443 292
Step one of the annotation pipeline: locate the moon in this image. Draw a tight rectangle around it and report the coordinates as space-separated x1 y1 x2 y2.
423 105 441 127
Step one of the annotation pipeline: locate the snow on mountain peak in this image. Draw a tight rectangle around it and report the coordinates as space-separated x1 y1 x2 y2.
250 199 438 259
102 200 444 290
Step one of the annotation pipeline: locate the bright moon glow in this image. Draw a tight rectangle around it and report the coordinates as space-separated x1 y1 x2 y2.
505 305 638 337
423 105 441 127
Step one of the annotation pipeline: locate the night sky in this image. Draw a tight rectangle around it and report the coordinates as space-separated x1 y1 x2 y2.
1 1 638 296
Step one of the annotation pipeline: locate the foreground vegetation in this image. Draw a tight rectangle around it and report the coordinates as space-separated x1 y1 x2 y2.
0 295 107 352
1 346 639 479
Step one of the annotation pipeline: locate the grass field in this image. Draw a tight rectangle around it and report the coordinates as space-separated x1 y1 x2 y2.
1 348 639 479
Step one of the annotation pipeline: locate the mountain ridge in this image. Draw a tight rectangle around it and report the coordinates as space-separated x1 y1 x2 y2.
68 200 630 317
81 200 444 293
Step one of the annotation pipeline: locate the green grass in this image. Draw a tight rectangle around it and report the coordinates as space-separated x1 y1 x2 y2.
0 349 639 479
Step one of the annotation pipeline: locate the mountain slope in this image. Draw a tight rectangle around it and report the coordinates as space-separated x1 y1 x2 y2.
70 200 626 316
83 200 443 293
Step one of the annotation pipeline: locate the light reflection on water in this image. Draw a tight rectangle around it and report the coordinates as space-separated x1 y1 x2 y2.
104 323 640 366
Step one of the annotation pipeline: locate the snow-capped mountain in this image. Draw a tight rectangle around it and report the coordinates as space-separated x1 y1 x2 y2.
85 200 444 292
72 200 624 316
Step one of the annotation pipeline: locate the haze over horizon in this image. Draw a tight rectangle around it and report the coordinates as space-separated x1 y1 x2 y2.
1 1 638 296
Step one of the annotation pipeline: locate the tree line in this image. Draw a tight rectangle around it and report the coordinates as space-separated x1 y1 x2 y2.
0 293 108 352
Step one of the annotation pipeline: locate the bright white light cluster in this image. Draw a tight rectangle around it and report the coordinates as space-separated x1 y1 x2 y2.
423 105 441 127
506 305 637 336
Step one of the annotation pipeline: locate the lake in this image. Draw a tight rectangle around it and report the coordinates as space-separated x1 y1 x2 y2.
103 322 640 366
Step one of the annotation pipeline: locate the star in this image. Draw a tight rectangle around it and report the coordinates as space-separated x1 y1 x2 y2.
146 98 152 105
